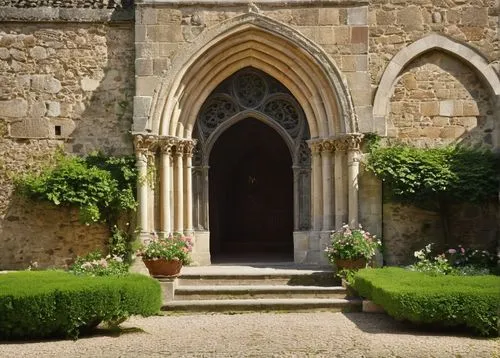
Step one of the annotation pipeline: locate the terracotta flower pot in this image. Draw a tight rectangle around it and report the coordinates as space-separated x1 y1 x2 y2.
143 259 183 277
334 257 367 270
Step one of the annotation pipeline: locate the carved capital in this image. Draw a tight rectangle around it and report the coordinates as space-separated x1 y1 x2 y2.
321 140 335 153
174 141 185 158
134 134 157 155
332 138 347 151
344 133 364 151
308 140 323 155
159 137 176 156
183 139 197 158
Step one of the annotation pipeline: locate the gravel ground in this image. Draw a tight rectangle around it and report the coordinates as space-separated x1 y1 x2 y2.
0 312 498 358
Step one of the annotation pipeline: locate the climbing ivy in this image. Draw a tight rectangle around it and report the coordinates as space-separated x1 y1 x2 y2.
16 151 138 261
366 144 499 205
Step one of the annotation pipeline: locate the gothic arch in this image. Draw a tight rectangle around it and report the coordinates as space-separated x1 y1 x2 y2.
149 12 356 139
373 34 500 133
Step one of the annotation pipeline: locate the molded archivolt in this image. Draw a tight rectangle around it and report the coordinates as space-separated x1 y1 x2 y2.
148 13 356 139
373 34 500 134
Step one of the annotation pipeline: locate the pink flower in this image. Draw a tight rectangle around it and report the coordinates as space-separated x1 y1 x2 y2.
448 249 457 254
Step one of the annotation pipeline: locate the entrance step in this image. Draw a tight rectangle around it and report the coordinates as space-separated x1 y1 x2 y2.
162 298 362 312
158 264 361 313
174 285 349 300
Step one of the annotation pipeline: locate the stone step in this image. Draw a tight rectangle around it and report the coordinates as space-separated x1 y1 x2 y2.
176 272 337 287
162 298 362 312
174 285 348 300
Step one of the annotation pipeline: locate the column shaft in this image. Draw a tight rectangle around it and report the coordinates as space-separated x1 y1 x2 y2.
321 142 334 231
334 150 345 229
311 143 323 231
347 149 360 228
174 148 184 232
160 152 171 233
184 152 193 232
293 166 300 231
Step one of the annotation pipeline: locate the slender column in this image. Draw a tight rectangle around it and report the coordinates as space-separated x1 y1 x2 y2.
321 140 334 231
184 140 196 233
134 135 154 235
309 141 323 231
334 139 347 229
174 141 184 232
147 152 156 232
160 139 174 234
346 134 363 228
292 166 300 231
202 165 210 230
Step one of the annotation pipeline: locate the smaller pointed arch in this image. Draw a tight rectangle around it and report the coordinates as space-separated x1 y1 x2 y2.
373 34 500 134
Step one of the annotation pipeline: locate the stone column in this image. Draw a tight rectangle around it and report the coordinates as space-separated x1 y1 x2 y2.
346 134 363 228
160 139 174 234
333 139 347 229
310 141 323 231
183 140 196 234
174 141 184 232
292 166 300 231
321 140 334 231
147 152 156 232
202 165 210 230
134 135 154 236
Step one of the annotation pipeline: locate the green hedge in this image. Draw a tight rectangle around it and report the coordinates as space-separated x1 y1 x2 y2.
0 271 162 340
353 267 500 336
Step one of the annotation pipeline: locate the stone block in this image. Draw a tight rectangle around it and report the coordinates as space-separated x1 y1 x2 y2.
397 6 424 31
317 27 335 45
136 25 147 42
31 75 62 94
347 7 367 25
352 90 371 106
160 279 176 302
135 58 153 76
157 9 182 23
45 101 60 117
461 7 488 26
140 7 158 25
453 116 477 129
440 126 465 139
147 25 184 43
439 100 455 116
136 76 161 96
420 102 439 116
332 27 350 44
153 58 171 74
351 27 368 44
375 10 395 25
345 72 370 90
80 77 100 92
29 46 47 60
10 117 50 137
432 116 450 126
291 8 319 26
0 98 28 118
342 55 368 72
462 101 479 116
133 96 152 118
29 100 46 118
318 8 340 26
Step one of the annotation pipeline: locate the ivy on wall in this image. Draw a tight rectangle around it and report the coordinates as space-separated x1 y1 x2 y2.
365 135 499 244
15 151 138 261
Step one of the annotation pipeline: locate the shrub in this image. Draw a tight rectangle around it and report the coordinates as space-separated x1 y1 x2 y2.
69 250 129 277
353 267 500 336
0 271 161 340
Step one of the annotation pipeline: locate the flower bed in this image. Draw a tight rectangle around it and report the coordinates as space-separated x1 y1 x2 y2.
353 267 500 337
0 271 161 340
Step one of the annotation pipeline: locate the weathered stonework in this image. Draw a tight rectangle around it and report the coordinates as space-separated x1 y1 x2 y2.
0 0 498 268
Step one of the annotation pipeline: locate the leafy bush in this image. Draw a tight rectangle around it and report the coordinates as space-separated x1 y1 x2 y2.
408 243 496 276
16 152 137 225
366 145 499 205
0 271 161 340
353 267 500 336
69 250 129 277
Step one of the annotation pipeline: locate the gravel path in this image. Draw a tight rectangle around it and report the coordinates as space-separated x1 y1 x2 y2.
0 312 498 358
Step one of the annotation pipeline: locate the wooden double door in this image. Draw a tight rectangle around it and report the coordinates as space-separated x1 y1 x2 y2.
209 118 293 261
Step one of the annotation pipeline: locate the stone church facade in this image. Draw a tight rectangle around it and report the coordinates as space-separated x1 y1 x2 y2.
0 0 498 268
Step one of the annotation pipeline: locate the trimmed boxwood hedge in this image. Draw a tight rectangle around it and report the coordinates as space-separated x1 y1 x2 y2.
0 271 162 340
353 267 500 336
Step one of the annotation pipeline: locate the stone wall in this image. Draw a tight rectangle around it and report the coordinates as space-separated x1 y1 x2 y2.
388 51 495 147
0 18 134 269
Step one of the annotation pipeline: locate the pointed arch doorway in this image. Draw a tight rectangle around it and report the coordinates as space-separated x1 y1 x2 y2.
209 118 293 262
192 67 312 263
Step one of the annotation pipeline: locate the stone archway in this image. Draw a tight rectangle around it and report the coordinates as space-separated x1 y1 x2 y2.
193 68 311 262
